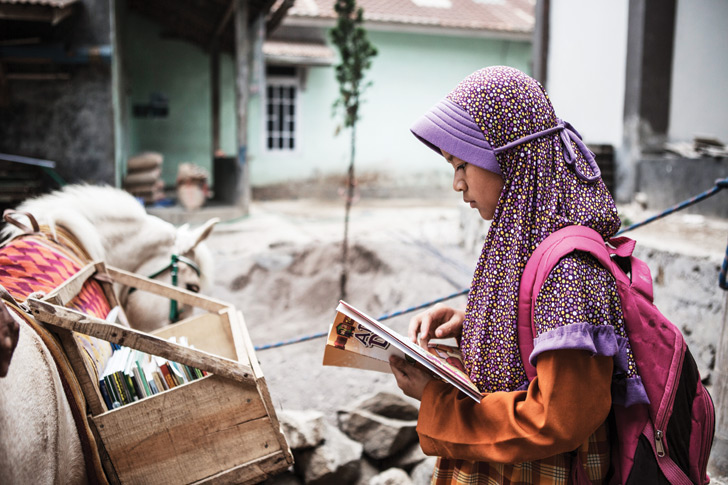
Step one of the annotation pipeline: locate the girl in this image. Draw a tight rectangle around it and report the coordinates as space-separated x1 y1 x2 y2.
389 66 647 483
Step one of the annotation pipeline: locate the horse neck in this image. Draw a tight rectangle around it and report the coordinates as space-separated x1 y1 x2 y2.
89 217 178 274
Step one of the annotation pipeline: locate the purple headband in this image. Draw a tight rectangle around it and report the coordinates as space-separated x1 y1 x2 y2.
410 98 601 182
410 98 502 175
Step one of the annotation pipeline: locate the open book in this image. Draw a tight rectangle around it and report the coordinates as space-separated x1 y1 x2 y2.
323 300 482 402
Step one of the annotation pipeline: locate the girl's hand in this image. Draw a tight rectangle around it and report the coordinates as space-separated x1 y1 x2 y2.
408 303 465 348
389 356 433 401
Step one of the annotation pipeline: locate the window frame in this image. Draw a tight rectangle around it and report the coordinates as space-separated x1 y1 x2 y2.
262 75 301 155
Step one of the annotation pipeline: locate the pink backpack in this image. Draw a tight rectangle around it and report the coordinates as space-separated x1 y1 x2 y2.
517 225 715 484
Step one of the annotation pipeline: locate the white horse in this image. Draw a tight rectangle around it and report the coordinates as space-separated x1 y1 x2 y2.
0 184 218 484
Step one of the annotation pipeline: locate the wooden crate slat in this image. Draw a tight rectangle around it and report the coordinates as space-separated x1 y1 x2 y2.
234 310 292 464
92 376 276 485
151 311 237 361
193 451 292 484
27 298 256 386
106 266 230 312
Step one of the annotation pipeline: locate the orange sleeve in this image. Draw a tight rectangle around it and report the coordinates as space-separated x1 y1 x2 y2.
416 349 613 464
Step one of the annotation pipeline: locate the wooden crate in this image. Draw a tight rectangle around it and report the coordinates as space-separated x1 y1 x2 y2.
27 262 292 485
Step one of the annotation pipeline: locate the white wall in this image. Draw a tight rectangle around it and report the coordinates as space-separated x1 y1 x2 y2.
669 0 728 143
546 0 629 146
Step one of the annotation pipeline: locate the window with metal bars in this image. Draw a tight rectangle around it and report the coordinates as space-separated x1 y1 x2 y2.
265 79 298 151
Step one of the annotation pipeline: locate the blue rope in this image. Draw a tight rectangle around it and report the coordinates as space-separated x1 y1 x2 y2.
616 177 728 235
254 177 728 351
254 288 469 351
720 239 728 291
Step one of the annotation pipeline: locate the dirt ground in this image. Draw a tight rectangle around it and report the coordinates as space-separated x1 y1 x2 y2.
205 196 475 419
203 196 728 416
202 195 728 483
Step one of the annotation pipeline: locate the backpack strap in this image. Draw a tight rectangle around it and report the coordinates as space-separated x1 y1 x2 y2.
517 225 643 382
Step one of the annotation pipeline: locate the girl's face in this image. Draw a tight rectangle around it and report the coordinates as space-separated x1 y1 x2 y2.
442 149 504 221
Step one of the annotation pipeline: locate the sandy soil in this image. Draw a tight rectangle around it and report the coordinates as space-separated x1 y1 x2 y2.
204 197 728 418
205 197 477 419
202 196 728 483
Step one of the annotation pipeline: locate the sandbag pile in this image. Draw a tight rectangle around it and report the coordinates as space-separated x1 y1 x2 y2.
123 152 165 204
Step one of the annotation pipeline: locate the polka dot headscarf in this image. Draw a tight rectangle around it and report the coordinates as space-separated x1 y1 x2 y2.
447 66 621 392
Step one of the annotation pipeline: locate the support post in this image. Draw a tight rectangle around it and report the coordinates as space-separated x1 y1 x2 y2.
234 0 250 213
211 43 220 156
250 12 265 97
618 0 676 202
531 0 549 87
709 292 728 477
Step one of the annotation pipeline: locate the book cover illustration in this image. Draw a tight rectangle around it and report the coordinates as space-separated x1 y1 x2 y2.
323 301 482 402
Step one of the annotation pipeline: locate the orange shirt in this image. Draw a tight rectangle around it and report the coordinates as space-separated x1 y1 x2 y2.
417 349 614 483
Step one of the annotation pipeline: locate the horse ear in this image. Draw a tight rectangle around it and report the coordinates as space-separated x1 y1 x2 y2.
189 217 219 249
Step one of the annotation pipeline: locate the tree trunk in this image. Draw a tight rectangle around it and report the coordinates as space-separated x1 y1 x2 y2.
340 124 357 300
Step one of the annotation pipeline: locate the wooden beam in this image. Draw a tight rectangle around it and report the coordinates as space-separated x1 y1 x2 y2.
211 44 221 155
250 12 265 96
266 0 295 35
4 73 71 81
105 266 230 312
209 0 236 49
0 4 74 24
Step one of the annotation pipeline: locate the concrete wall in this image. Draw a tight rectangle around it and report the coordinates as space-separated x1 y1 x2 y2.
0 0 115 185
545 0 629 146
637 158 728 218
121 11 233 186
546 0 728 209
669 0 728 143
121 13 531 191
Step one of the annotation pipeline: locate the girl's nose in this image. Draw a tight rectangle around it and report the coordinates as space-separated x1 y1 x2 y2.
453 174 466 192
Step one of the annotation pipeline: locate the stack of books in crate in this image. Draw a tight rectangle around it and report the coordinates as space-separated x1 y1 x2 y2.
99 339 208 409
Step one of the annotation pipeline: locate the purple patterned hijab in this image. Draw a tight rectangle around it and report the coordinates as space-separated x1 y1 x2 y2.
412 66 621 392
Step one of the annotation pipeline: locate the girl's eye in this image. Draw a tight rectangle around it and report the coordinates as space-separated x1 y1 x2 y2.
456 163 467 171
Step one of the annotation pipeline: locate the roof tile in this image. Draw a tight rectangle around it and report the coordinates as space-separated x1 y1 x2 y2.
288 0 534 33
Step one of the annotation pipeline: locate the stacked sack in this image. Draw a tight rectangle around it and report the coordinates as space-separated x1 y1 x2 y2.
176 162 210 211
123 152 165 204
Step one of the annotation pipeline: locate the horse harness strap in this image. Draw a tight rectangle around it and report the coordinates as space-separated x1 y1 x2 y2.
3 209 93 264
128 254 201 322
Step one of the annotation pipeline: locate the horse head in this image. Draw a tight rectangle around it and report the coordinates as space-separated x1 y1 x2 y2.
119 217 219 332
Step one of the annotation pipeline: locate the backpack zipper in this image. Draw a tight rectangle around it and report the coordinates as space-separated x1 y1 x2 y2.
697 385 715 483
655 429 665 457
653 328 686 457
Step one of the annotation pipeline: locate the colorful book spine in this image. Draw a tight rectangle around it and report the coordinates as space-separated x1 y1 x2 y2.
97 340 211 410
99 379 113 410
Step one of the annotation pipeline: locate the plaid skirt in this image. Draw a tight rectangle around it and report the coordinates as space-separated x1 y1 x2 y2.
431 421 610 485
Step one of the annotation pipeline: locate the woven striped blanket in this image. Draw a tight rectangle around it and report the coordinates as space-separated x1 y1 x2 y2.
0 233 113 384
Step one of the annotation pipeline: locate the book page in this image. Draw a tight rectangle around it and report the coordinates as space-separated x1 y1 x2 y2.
323 301 482 402
323 310 407 373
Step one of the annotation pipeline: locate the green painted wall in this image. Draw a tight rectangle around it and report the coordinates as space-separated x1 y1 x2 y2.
123 12 217 185
248 29 531 188
122 12 530 189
